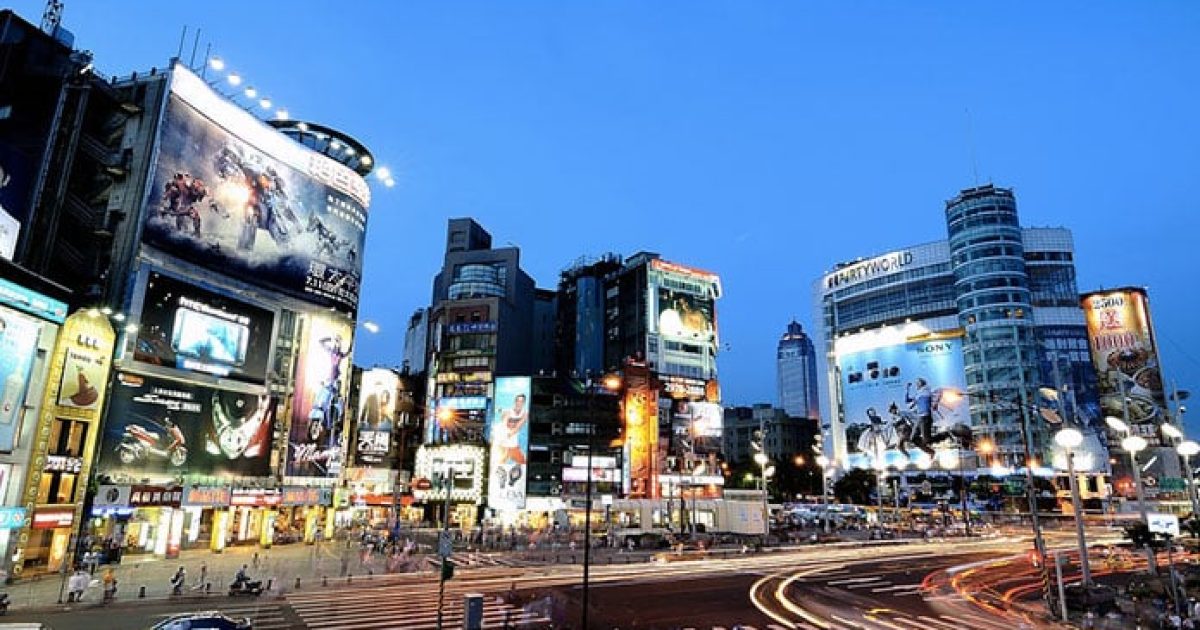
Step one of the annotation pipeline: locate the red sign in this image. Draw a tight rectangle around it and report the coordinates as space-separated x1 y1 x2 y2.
32 509 74 529
131 485 183 508
413 478 432 491
231 488 282 507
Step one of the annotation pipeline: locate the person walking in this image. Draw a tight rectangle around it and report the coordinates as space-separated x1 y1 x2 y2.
170 566 186 596
102 568 117 602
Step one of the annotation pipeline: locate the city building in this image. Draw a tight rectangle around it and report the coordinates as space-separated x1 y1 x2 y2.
402 308 429 374
776 321 820 420
1 8 382 575
814 183 1105 482
722 405 819 465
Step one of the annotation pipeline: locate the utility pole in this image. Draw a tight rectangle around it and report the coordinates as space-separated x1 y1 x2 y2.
435 468 454 630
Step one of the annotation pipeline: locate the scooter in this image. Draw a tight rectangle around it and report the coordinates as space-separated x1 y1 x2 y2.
228 578 264 597
117 423 187 467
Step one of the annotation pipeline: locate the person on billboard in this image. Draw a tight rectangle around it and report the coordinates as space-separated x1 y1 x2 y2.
855 408 892 464
308 334 351 442
493 394 529 490
906 378 971 455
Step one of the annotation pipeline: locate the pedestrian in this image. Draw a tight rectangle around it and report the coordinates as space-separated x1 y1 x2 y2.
102 568 117 602
170 566 186 596
195 562 208 590
68 568 88 602
252 551 260 570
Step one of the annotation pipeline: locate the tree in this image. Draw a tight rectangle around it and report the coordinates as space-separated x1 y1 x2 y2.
833 468 875 505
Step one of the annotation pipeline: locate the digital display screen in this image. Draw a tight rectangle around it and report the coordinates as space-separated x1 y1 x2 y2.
134 271 274 383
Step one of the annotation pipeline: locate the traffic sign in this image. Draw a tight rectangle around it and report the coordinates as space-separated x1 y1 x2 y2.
438 531 453 557
1148 513 1180 537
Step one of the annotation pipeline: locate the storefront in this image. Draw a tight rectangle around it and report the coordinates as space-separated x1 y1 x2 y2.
180 485 232 552
0 276 68 579
229 488 281 548
279 486 333 545
343 468 398 530
86 484 186 560
11 309 115 577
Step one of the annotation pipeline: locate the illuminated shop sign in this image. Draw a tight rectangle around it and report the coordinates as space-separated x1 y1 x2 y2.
0 507 27 529
32 509 74 529
181 485 232 507
570 456 618 469
231 488 282 507
823 250 914 292
43 455 83 474
562 467 620 483
0 277 67 323
131 485 184 507
281 486 332 506
661 375 707 399
448 321 497 334
439 396 488 410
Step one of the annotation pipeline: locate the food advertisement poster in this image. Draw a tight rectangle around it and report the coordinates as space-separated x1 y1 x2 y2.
1082 289 1169 426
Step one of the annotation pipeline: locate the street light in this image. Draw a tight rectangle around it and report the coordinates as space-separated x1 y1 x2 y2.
816 455 833 534
1177 440 1200 517
1054 427 1092 587
581 373 621 630
1122 433 1158 575
1105 416 1129 434
753 452 770 537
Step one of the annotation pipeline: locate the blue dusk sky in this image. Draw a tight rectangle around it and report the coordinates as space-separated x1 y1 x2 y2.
13 2 1199 427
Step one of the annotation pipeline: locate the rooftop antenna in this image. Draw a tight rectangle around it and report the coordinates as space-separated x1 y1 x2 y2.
40 0 63 34
965 107 981 186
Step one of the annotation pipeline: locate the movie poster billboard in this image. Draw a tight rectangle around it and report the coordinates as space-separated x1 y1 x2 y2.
623 363 659 499
487 377 530 511
836 332 969 469
142 66 369 314
286 314 353 477
98 372 274 480
0 144 34 261
0 308 40 451
668 400 723 457
1082 289 1170 427
134 271 274 383
354 368 397 467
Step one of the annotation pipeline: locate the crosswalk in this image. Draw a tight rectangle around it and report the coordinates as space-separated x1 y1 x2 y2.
285 583 550 629
182 602 294 630
428 551 532 569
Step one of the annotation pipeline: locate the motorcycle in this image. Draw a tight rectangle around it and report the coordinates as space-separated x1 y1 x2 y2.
117 423 187 467
228 578 264 597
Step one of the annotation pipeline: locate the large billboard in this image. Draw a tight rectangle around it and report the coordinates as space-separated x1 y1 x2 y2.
1082 289 1170 427
836 331 969 469
623 363 659 499
285 314 353 477
98 372 274 480
669 400 723 458
142 66 369 313
134 271 274 384
354 368 397 467
0 144 34 260
0 308 41 452
487 377 530 511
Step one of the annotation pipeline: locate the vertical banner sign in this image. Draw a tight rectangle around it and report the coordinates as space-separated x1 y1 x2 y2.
12 311 115 577
1081 289 1170 427
0 309 41 451
287 314 354 477
354 368 398 467
624 363 659 499
488 377 531 511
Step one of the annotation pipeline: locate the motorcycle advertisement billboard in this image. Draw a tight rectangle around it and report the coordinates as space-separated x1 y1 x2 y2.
142 65 369 314
0 307 41 452
487 377 530 512
285 314 353 478
353 368 397 467
134 270 275 384
98 372 274 480
835 330 970 470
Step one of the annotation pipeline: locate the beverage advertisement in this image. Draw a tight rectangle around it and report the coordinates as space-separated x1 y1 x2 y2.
835 331 970 469
286 314 354 477
143 66 369 314
56 347 107 411
0 308 40 451
487 377 530 511
134 271 275 383
1081 289 1169 426
354 368 397 467
98 372 274 480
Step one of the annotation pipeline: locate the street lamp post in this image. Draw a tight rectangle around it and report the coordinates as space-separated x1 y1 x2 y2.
1122 432 1157 575
1177 440 1200 517
754 452 770 537
1054 427 1092 587
581 373 621 630
816 455 832 534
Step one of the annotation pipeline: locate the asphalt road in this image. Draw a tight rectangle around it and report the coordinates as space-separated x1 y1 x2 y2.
2 536 1051 629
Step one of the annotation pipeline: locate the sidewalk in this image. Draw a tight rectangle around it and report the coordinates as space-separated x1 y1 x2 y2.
3 541 354 611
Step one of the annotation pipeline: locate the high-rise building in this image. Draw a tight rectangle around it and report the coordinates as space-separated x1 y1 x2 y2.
402 307 429 374
776 320 820 419
814 183 1105 479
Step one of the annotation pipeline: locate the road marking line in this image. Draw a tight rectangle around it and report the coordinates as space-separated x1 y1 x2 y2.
827 576 884 585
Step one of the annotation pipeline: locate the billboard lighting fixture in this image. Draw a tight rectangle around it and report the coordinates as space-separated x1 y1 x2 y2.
361 155 373 166
375 167 391 180
112 313 126 322
275 109 289 121
384 178 395 188
209 57 225 71
244 86 258 98
362 321 380 334
124 323 140 334
227 72 242 86
259 98 272 110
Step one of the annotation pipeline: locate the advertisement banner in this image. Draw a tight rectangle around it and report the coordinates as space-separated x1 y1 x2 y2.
286 314 353 477
836 332 969 469
0 308 41 451
0 144 34 261
354 368 397 467
143 66 369 313
623 363 658 499
413 445 485 504
57 347 107 411
98 372 274 480
1081 289 1169 426
487 377 531 511
656 286 717 345
134 271 274 383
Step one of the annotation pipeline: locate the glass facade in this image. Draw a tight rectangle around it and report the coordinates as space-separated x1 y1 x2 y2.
777 321 820 419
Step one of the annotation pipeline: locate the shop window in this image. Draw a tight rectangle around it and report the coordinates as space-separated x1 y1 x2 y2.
36 471 78 504
48 418 89 457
